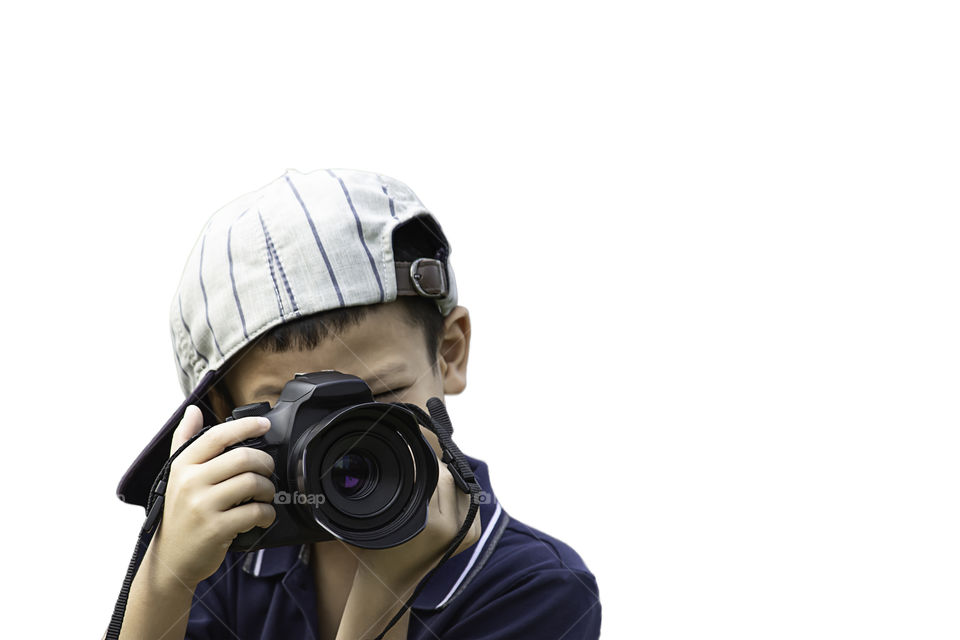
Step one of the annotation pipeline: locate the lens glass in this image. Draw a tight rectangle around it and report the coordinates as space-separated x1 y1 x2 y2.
331 452 376 498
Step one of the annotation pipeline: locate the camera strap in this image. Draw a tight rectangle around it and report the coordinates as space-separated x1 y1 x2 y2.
106 398 481 640
105 423 215 640
371 397 484 639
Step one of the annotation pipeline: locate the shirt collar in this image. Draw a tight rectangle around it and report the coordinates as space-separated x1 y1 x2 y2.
240 454 507 611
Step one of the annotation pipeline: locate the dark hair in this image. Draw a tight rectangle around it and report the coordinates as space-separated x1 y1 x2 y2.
212 216 448 410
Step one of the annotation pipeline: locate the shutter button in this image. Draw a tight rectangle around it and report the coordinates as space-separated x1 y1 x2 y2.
227 401 272 448
230 401 272 420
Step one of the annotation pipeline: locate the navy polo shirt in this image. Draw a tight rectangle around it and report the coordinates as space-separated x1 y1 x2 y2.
184 455 601 639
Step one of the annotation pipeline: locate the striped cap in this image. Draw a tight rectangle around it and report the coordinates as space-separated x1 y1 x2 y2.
118 168 458 507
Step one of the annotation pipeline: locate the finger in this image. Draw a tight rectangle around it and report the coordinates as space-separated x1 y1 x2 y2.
170 405 204 457
179 416 271 466
419 426 442 458
208 471 276 510
223 501 277 534
199 446 276 485
428 463 441 516
435 461 454 517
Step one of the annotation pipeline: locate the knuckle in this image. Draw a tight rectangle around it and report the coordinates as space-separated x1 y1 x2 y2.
259 503 277 525
200 518 225 542
262 479 276 499
169 467 192 492
241 447 259 466
249 472 265 490
240 472 259 495
257 452 275 474
169 456 186 475
185 493 207 519
183 466 205 489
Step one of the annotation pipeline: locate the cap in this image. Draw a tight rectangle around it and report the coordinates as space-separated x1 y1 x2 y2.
117 168 458 508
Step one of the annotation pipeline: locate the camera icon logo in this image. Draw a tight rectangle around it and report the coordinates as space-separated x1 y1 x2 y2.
274 490 292 505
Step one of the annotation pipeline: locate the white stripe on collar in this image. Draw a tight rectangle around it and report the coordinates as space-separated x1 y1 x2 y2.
252 548 265 576
434 501 503 609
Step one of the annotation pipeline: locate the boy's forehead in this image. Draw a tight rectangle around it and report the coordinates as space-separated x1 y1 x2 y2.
224 304 423 395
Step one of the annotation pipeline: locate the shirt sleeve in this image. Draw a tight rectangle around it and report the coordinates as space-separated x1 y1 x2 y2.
437 568 602 640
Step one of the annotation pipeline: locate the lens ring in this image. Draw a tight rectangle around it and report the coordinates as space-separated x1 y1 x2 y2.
318 432 403 518
330 451 379 499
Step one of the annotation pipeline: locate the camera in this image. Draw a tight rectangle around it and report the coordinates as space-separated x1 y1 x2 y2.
223 370 439 551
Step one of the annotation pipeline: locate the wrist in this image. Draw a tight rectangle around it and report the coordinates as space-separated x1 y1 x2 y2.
141 538 201 595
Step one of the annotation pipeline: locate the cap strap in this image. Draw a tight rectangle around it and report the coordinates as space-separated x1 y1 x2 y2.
395 258 449 299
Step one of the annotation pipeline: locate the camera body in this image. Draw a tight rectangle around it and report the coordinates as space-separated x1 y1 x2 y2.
224 370 439 551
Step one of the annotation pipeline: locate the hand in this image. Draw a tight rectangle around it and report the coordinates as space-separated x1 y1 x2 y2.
145 405 278 589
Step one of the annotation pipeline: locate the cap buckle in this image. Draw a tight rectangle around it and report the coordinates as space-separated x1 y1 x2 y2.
409 258 448 299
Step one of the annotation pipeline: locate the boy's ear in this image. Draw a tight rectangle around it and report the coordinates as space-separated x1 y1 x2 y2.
439 305 471 395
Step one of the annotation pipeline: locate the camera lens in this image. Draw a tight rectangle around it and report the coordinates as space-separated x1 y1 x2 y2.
296 402 439 548
331 451 378 499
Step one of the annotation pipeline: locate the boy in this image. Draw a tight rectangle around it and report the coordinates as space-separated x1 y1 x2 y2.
112 168 601 639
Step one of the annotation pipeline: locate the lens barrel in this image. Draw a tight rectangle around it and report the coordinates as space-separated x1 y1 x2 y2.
291 403 437 549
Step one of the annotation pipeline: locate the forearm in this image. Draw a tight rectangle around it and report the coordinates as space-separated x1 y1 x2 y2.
335 567 414 640
114 542 197 640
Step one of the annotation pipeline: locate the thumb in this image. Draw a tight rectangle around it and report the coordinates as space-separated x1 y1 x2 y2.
170 404 204 457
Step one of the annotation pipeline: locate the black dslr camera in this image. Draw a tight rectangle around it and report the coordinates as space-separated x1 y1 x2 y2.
223 370 439 551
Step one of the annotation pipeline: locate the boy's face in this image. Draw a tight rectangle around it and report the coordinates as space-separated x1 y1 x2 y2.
209 301 470 457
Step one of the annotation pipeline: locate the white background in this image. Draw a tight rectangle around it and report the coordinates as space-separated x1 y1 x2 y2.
1 2 958 638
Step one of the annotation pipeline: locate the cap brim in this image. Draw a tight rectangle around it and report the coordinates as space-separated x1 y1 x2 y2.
116 369 223 509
